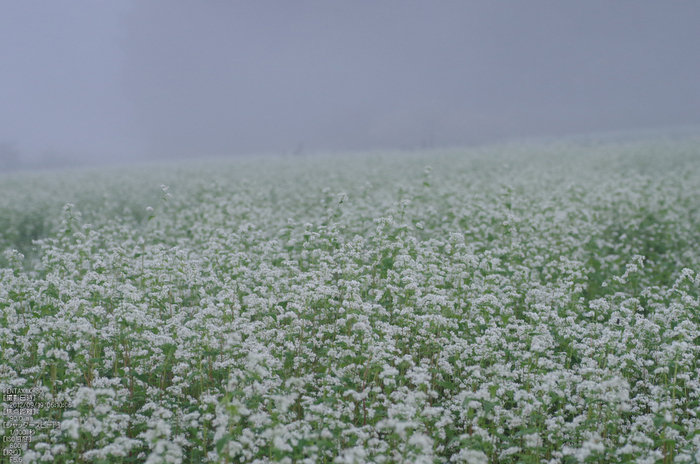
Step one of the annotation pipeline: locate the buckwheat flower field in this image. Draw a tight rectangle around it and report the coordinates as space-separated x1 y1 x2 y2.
1 138 700 463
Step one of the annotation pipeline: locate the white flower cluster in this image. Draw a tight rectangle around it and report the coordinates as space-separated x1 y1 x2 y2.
1 138 700 462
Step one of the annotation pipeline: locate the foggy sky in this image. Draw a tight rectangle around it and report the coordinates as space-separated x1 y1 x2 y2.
1 1 700 168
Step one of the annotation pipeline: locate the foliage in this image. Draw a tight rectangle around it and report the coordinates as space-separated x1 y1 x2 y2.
1 138 700 463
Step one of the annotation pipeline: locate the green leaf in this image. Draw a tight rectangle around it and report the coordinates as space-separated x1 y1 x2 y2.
436 380 457 390
216 434 234 453
513 428 538 437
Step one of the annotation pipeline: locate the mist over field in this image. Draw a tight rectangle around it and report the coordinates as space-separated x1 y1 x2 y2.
1 1 700 170
2 3 700 462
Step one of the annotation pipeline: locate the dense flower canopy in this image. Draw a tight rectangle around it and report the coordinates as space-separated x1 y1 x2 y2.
1 138 700 463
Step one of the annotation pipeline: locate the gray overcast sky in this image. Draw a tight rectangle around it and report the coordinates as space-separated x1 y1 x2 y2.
1 1 699 167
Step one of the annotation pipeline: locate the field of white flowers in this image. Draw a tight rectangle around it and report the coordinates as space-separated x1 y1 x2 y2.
1 138 700 463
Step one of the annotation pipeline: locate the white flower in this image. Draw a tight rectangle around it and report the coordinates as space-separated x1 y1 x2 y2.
451 448 488 464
